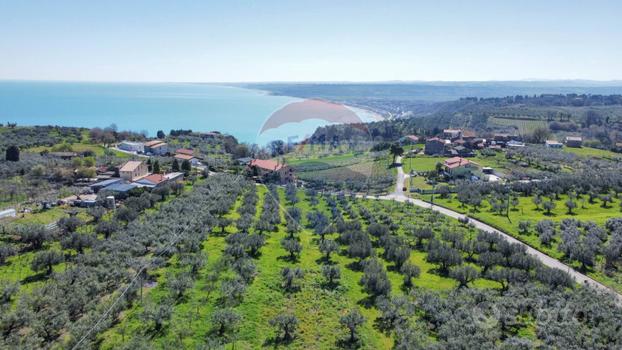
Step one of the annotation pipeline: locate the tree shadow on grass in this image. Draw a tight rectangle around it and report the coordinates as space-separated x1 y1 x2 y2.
315 256 337 265
336 337 362 349
276 255 299 263
345 261 363 272
356 295 376 309
21 272 48 284
263 335 295 348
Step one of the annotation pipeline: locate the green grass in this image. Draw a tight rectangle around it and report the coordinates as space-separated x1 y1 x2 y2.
405 175 433 191
420 192 622 293
489 116 547 136
563 146 622 159
401 155 442 174
28 142 129 158
99 185 510 349
12 207 79 225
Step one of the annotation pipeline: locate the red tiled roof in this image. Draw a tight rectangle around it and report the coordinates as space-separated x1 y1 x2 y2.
174 153 194 161
141 173 166 184
176 148 194 156
144 140 164 147
249 159 285 171
444 157 470 169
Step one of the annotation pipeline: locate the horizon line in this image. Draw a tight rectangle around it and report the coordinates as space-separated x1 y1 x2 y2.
2 78 622 85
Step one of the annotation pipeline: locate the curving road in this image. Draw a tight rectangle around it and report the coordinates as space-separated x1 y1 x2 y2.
366 156 622 304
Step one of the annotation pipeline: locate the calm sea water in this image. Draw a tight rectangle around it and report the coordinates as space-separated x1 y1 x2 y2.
0 81 373 144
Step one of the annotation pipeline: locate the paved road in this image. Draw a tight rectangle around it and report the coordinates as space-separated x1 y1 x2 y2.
367 155 622 304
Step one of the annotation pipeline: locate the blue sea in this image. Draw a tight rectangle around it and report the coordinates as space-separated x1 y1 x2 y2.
0 81 376 145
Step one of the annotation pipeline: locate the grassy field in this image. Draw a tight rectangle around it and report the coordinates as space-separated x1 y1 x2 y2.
419 192 622 293
489 116 547 136
563 146 622 159
100 186 507 349
28 142 129 158
400 155 441 174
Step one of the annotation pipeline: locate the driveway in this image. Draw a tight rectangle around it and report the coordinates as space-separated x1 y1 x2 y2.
364 155 622 304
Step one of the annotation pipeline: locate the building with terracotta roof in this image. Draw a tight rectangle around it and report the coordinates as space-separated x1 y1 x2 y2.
444 157 470 169
174 153 200 166
119 160 148 181
144 140 168 155
175 148 194 156
248 159 293 182
134 173 167 188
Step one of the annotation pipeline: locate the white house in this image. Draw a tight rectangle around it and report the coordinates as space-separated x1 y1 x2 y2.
118 141 144 153
545 140 563 149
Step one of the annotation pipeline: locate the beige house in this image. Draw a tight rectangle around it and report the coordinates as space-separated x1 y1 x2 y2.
248 159 294 182
119 160 148 181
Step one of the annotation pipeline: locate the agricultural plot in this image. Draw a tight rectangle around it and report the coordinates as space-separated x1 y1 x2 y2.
294 153 394 194
489 116 547 136
423 192 622 293
99 184 621 349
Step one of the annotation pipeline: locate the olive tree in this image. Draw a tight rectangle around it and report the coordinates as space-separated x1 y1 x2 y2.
340 309 365 344
269 313 299 343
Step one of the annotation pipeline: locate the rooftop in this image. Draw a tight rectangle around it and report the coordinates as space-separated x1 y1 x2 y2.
174 153 194 161
137 173 167 185
444 157 470 169
249 159 285 171
144 140 165 147
119 161 144 172
103 183 137 193
176 148 194 156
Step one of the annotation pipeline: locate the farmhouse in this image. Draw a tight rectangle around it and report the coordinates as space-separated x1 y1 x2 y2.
174 153 200 166
424 137 447 155
545 140 564 149
565 136 583 148
443 129 462 140
175 148 194 156
443 157 471 171
118 141 144 153
248 159 293 182
443 157 475 178
134 172 184 188
119 160 148 181
144 140 168 155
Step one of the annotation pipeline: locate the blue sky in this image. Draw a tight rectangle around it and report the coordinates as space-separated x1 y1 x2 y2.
1 0 621 82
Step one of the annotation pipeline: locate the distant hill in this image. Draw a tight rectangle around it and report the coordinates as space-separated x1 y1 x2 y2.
241 81 622 103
